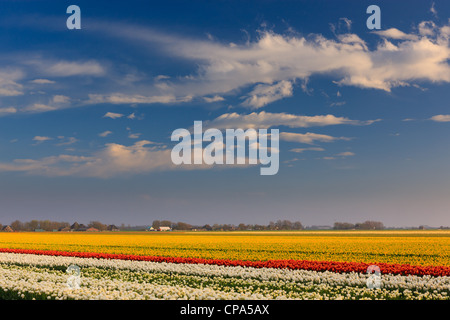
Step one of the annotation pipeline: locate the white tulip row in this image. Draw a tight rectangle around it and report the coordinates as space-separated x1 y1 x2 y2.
0 252 448 300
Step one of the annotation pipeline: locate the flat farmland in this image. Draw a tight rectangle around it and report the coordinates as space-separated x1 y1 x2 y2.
0 230 449 300
0 230 449 266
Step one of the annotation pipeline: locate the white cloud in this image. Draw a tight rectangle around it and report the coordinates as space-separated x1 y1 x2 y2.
430 2 438 18
0 138 253 177
281 132 351 145
30 79 55 84
0 141 175 177
127 112 136 119
0 155 96 174
205 111 376 129
36 60 105 77
290 147 324 153
418 21 437 37
203 95 225 103
339 18 352 32
53 95 70 103
372 28 418 40
336 151 355 157
56 137 78 146
330 101 346 107
99 130 113 137
88 93 192 105
241 80 293 109
430 114 450 122
106 20 450 97
32 136 52 144
0 107 17 115
0 69 24 96
128 133 142 139
103 112 124 119
24 104 57 112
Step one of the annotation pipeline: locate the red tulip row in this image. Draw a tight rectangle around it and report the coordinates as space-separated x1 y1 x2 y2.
0 247 449 277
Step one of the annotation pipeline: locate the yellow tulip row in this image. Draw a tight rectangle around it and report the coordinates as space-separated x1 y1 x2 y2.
0 230 448 266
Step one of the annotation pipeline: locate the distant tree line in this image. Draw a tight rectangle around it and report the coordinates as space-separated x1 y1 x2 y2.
8 220 70 231
152 219 304 231
3 220 114 231
3 218 420 232
333 220 385 230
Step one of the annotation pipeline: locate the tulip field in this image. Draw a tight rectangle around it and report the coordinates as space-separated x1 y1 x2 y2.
0 230 448 300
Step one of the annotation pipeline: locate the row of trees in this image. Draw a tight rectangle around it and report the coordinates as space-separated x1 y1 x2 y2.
8 220 70 232
2 220 118 232
2 219 387 232
333 220 385 230
152 219 304 231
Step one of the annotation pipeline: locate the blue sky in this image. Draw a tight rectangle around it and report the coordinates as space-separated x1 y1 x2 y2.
0 0 449 227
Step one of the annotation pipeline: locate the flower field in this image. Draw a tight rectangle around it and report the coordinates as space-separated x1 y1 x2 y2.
0 231 448 300
0 251 448 300
0 230 449 266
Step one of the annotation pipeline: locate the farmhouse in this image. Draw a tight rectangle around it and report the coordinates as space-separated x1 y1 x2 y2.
158 226 172 231
75 224 88 231
86 227 99 232
1 225 13 232
107 225 120 231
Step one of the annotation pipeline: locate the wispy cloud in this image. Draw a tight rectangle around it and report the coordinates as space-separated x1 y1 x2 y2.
0 107 17 115
371 28 418 40
25 59 105 77
24 103 57 113
99 130 113 137
30 79 55 84
97 19 450 98
0 141 177 177
55 136 78 146
128 133 142 139
88 93 192 105
281 132 351 145
336 151 355 157
32 136 53 145
241 80 293 109
0 69 24 96
103 112 124 119
290 147 324 153
430 2 438 18
430 114 450 122
205 111 378 129
52 95 70 103
203 95 225 103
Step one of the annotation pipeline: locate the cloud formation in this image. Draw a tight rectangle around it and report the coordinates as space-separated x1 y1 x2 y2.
99 130 113 137
88 93 192 105
108 19 450 97
430 114 450 122
290 147 324 153
241 80 293 109
0 141 177 177
0 69 24 96
103 112 124 119
280 132 351 145
204 111 377 129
